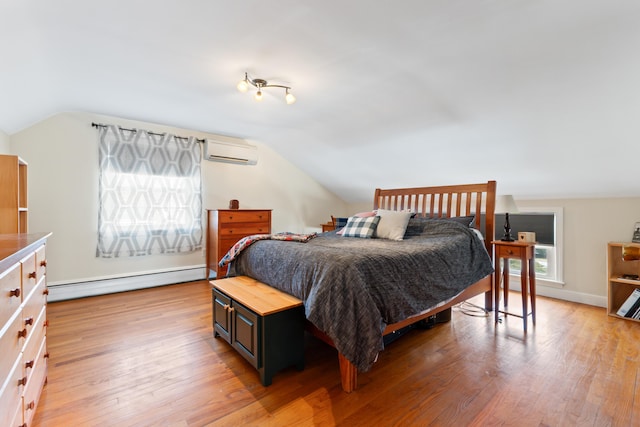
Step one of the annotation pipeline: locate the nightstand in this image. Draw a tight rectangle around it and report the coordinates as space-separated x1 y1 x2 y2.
492 240 537 331
321 222 335 232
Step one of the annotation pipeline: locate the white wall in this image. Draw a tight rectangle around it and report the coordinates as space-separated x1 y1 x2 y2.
10 112 346 288
0 129 10 153
516 197 640 307
348 197 640 307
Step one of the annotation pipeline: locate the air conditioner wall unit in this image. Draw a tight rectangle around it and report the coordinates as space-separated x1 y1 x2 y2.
204 137 258 165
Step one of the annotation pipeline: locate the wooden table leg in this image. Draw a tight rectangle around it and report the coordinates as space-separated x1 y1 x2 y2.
494 255 501 323
503 258 510 308
521 256 529 332
529 257 536 325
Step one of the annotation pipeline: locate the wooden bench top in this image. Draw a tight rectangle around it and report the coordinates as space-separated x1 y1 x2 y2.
211 276 303 316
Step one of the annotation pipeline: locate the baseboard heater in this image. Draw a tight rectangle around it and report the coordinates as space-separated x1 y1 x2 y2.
46 266 206 302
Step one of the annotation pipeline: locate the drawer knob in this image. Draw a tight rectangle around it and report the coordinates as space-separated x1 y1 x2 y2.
44 352 50 359
25 360 34 369
25 317 34 326
228 307 235 313
44 319 50 327
40 260 47 267
10 288 20 298
506 250 513 255
28 271 37 279
43 288 50 295
26 400 35 410
18 328 27 339
18 376 27 386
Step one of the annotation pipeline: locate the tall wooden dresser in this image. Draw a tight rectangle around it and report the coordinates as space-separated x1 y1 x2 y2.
0 232 51 427
206 209 271 279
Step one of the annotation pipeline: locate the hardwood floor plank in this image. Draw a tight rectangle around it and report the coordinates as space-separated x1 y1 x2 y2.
31 281 639 426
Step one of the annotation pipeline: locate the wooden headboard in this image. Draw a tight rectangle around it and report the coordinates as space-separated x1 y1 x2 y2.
373 180 497 256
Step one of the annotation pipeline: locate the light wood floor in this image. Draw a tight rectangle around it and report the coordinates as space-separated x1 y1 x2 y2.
32 281 639 427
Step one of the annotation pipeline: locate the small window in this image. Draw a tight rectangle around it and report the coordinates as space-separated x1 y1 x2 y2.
497 207 564 284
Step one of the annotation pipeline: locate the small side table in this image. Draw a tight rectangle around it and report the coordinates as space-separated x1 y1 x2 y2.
492 240 537 331
321 222 335 232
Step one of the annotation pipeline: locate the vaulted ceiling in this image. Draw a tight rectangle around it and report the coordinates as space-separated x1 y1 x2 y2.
2 1 640 202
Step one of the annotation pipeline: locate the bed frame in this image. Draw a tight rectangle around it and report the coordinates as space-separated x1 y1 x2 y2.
309 180 497 392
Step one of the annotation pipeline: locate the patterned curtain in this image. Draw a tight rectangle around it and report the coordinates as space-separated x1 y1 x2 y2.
96 124 202 258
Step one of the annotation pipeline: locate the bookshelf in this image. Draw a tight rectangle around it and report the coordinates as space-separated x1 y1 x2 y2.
607 242 640 322
0 154 28 233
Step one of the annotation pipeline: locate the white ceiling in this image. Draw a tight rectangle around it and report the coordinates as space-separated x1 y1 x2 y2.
2 1 640 202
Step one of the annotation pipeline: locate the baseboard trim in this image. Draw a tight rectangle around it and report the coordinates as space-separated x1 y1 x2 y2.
536 285 606 308
508 279 606 308
47 266 206 302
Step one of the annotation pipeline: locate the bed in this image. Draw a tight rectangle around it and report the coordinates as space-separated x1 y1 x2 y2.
226 181 496 392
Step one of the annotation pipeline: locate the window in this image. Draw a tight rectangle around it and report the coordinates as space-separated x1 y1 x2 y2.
496 207 564 285
95 124 202 258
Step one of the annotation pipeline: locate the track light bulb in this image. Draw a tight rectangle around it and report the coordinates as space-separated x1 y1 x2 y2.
285 90 296 105
237 79 249 93
255 90 263 101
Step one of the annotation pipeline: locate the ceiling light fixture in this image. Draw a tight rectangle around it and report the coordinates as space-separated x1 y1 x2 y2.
237 72 296 104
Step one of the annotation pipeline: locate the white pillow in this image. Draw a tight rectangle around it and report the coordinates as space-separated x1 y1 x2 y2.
374 209 413 241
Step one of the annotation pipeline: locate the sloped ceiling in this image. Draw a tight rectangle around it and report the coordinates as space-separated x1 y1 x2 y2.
2 1 640 202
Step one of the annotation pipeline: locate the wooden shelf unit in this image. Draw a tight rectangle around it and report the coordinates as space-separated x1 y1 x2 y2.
607 242 640 322
0 155 28 234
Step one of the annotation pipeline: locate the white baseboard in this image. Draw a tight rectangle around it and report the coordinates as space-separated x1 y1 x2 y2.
47 266 207 302
535 285 606 308
507 277 606 308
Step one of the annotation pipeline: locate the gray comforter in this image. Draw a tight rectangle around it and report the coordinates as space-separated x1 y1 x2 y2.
228 218 493 372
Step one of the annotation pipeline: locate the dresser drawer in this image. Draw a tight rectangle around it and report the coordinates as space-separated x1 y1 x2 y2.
22 277 47 341
23 305 47 380
0 262 21 327
496 244 527 259
0 356 23 427
218 210 270 224
0 311 23 390
36 244 47 280
21 251 38 302
23 337 48 427
218 224 270 238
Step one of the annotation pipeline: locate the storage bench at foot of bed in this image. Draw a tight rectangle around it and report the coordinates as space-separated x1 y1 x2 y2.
211 276 305 386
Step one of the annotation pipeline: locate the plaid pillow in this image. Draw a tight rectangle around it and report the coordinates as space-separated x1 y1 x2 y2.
341 216 380 238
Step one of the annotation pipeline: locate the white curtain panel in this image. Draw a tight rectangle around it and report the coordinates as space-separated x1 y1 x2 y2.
96 125 202 258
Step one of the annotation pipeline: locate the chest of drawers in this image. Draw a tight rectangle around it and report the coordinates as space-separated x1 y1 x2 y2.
0 233 51 427
206 209 271 279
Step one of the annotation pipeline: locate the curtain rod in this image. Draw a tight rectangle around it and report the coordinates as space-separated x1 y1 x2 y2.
91 122 205 143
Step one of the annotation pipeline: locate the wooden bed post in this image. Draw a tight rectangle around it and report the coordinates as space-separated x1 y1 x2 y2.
338 354 357 393
484 180 497 312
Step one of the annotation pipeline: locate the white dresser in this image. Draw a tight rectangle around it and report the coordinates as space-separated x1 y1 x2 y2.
0 233 51 427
